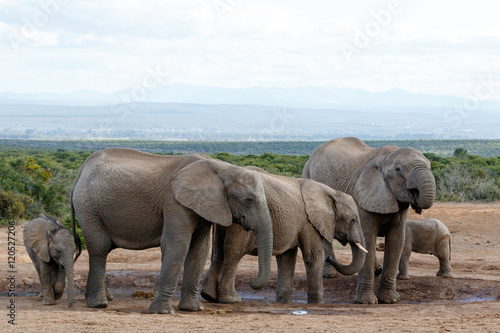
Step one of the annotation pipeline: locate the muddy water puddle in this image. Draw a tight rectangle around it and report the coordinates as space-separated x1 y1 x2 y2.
104 270 500 309
270 309 365 315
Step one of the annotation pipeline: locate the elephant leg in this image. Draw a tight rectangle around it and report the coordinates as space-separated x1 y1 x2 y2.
85 253 109 308
397 248 411 280
201 226 226 303
437 256 453 278
322 239 340 278
54 266 66 300
178 223 211 312
355 222 378 304
301 244 324 304
40 262 56 305
276 247 298 303
377 220 405 304
27 248 44 297
105 285 114 301
217 226 250 304
149 219 193 314
83 223 112 309
436 238 453 278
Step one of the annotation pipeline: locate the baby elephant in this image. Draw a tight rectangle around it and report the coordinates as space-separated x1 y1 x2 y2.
398 218 453 280
201 167 367 304
24 214 81 307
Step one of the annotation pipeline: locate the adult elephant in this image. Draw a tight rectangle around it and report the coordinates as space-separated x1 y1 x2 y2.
71 148 273 314
302 137 436 304
201 167 367 304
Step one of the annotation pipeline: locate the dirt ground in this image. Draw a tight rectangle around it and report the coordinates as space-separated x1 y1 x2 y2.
1 202 500 332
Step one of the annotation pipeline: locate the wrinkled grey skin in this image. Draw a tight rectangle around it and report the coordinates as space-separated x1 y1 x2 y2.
201 167 365 304
303 137 436 304
71 148 273 314
398 218 453 279
24 214 80 307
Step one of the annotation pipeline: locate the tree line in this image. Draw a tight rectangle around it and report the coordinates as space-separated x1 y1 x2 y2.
1 139 499 157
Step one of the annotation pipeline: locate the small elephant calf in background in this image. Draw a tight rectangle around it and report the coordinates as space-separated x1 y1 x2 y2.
398 218 453 280
24 214 81 307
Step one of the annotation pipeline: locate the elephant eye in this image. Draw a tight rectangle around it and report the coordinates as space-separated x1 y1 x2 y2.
244 197 254 205
395 167 401 173
349 219 356 226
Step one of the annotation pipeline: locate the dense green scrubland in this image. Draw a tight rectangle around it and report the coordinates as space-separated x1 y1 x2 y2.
1 141 499 247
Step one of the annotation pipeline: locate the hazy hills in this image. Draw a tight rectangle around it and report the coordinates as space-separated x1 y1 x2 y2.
0 85 498 140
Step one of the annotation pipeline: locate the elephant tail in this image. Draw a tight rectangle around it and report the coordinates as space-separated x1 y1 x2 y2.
210 223 216 259
70 186 82 263
448 235 451 261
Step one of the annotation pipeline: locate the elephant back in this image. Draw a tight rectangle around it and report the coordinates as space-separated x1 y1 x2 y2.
304 137 398 195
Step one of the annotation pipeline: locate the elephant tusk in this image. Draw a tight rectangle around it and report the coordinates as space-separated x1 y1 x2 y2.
355 242 369 254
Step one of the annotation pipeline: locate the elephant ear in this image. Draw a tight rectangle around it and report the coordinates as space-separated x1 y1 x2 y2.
171 160 233 226
353 155 399 214
301 179 337 242
23 217 53 262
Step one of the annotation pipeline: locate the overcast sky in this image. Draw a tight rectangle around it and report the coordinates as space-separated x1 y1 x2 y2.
1 0 499 99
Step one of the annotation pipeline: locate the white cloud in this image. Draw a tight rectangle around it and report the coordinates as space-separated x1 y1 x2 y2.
0 0 499 99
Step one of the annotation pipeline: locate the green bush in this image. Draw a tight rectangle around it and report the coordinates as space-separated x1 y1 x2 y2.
0 190 34 223
434 163 500 202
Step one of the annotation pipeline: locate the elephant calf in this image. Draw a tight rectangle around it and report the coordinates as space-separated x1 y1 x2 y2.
24 214 81 307
398 218 453 279
201 167 367 304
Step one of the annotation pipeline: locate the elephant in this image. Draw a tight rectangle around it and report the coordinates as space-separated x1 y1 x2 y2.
70 148 273 314
23 214 81 307
398 218 453 279
200 166 367 304
302 137 436 304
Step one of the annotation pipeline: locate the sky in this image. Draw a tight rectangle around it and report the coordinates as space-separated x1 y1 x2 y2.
1 0 499 100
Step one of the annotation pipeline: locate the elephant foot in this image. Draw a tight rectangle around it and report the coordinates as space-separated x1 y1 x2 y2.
217 291 242 304
200 286 218 303
42 297 56 305
149 297 174 314
276 291 291 304
54 292 64 300
397 273 409 280
200 275 219 303
86 293 108 308
377 288 400 304
355 291 378 305
54 283 65 298
306 295 323 304
179 297 205 312
323 264 340 279
276 297 291 304
441 272 454 278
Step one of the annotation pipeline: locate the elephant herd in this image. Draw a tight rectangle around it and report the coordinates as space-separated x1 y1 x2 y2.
24 137 453 314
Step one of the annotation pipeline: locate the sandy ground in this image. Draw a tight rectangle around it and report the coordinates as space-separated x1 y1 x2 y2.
1 202 500 332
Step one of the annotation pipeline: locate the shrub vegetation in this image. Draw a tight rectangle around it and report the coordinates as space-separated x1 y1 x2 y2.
1 143 499 247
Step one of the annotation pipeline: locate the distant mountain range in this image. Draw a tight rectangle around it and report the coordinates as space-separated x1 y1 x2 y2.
2 84 500 110
0 85 498 140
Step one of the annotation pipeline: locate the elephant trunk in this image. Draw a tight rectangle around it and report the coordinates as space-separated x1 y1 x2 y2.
411 168 436 212
63 258 75 308
326 241 366 276
249 214 273 290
